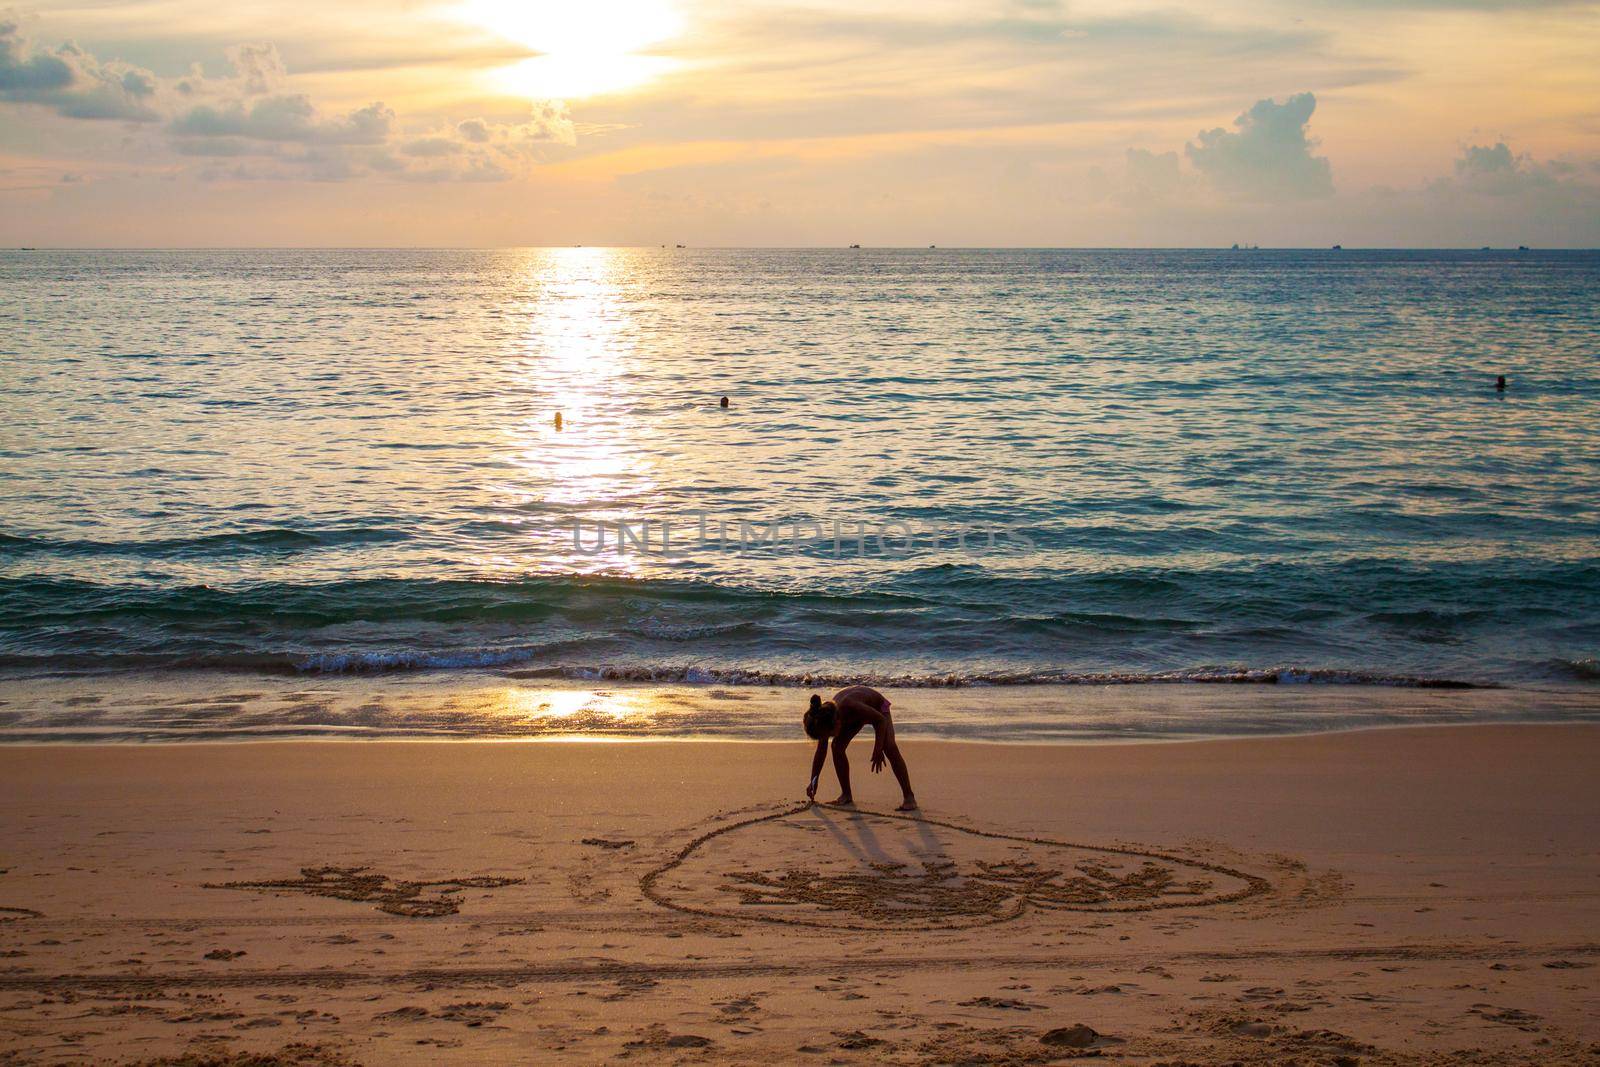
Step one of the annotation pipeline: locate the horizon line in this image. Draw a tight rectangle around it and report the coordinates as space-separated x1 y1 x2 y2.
5 245 1595 252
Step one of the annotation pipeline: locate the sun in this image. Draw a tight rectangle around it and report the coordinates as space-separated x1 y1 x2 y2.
459 0 684 99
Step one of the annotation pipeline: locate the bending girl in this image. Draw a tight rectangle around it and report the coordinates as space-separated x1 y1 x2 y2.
803 685 916 811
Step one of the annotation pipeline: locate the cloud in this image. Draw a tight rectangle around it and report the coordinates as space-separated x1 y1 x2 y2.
170 95 394 145
165 102 574 183
121 69 156 97
1 19 576 185
173 102 576 184
0 19 159 121
1446 140 1564 195
0 22 72 94
398 157 511 183
1092 127 1600 245
225 43 287 96
1185 92 1333 200
1105 92 1330 206
172 136 258 157
515 102 577 148
605 4 1399 151
401 135 460 157
380 105 577 181
444 107 577 154
1319 0 1586 8
1338 139 1600 245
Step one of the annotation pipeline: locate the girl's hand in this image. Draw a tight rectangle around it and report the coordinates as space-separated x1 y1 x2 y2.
806 777 819 800
871 749 886 773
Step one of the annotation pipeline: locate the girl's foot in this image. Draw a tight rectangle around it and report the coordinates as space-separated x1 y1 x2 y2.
830 795 854 806
896 797 918 811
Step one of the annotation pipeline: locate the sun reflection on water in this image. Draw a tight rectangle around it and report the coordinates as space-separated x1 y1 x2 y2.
497 687 662 732
484 248 657 576
504 688 599 720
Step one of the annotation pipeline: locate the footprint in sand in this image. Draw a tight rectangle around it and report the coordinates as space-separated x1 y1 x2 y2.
623 1025 714 1050
581 837 635 850
642 805 1268 930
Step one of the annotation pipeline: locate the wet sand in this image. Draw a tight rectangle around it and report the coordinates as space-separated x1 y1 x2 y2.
1 725 1597 1064
4 671 1600 741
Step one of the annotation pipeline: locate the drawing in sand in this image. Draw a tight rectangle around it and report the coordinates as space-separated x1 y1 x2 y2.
205 866 524 918
643 803 1269 931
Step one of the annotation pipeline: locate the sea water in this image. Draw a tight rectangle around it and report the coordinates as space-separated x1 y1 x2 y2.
3 248 1598 738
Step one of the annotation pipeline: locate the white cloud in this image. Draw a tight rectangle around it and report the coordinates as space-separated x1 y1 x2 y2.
1 19 575 184
0 19 160 122
224 43 287 96
1445 141 1563 195
1392 140 1600 242
1105 93 1332 206
1185 92 1333 201
401 135 459 157
170 95 394 145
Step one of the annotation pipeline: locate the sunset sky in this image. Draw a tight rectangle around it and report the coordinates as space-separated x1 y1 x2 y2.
2 0 1598 246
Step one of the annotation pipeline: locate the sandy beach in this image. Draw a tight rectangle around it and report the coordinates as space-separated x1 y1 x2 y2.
1 724 1596 1065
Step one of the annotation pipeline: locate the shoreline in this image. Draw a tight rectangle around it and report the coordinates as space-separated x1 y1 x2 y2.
2 725 1597 1064
2 717 1600 748
2 670 1598 744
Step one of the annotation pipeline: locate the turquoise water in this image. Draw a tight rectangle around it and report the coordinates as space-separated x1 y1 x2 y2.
3 248 1598 712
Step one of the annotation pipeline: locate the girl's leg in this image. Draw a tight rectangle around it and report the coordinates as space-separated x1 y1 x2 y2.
886 742 916 809
830 740 854 804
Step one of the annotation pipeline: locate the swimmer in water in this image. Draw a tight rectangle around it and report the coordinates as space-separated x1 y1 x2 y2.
803 685 917 811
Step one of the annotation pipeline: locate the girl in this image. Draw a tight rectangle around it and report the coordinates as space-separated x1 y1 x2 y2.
803 685 917 810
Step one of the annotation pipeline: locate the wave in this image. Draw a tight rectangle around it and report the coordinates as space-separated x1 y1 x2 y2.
0 644 1491 689
505 665 1491 689
1554 658 1600 681
0 573 902 627
0 526 406 558
0 567 1588 688
14 555 1590 624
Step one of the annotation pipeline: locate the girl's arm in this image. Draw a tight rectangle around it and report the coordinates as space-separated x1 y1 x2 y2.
806 738 828 799
870 712 895 773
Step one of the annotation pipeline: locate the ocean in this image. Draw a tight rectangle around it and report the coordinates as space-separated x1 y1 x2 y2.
2 247 1598 740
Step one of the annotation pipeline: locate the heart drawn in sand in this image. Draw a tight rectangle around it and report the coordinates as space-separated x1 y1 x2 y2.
642 805 1268 930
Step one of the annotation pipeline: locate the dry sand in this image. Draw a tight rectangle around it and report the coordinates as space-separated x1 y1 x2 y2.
1 725 1597 1064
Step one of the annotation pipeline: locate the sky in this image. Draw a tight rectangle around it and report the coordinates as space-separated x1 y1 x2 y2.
2 0 1598 246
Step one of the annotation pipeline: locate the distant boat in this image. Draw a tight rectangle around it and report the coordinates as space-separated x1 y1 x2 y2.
929 245 936 249
675 244 685 248
1481 246 1492 251
849 243 861 249
1331 244 1343 250
1518 245 1530 251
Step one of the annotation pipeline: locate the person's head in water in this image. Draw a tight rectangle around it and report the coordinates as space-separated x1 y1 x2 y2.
804 694 838 740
